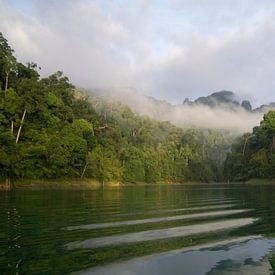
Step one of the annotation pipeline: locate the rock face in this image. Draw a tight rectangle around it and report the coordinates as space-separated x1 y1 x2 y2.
194 91 238 107
183 98 190 104
188 91 275 113
253 102 275 113
182 90 255 112
241 100 252 112
183 90 275 113
91 87 274 115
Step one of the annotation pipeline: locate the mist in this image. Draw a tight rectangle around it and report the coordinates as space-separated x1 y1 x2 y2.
104 89 263 134
1 0 273 134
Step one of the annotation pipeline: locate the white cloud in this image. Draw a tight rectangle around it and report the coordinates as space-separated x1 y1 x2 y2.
1 0 275 108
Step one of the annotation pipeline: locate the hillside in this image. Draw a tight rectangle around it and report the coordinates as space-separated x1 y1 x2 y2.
0 32 234 184
225 111 275 181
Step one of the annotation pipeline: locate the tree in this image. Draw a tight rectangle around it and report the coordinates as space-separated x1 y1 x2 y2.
261 111 275 152
225 111 275 181
0 33 240 184
0 32 17 93
122 146 145 182
3 55 17 93
88 145 123 183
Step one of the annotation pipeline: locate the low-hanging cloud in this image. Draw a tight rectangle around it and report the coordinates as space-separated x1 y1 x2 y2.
107 89 263 134
1 0 275 116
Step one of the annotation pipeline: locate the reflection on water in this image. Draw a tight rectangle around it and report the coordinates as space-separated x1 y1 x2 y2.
112 201 237 218
76 237 275 275
66 217 255 249
65 208 246 230
1 184 275 274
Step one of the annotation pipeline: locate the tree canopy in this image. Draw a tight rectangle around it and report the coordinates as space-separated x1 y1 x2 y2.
225 111 275 181
0 33 236 184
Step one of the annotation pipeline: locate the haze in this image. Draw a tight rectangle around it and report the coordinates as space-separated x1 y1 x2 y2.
1 0 275 132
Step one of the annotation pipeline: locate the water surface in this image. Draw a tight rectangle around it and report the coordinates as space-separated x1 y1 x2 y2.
1 184 275 274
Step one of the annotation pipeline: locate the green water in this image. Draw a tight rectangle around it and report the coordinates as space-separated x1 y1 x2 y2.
1 184 275 274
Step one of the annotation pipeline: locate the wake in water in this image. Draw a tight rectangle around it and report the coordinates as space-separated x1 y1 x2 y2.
66 217 256 249
65 208 247 230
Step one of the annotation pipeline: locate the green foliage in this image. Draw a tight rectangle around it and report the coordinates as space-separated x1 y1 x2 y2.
88 145 123 182
0 33 233 183
225 111 275 181
122 146 145 182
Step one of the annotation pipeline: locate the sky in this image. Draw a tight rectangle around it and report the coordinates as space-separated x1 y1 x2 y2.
1 0 275 106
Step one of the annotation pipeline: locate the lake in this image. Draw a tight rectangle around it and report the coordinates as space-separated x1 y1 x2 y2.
1 184 275 274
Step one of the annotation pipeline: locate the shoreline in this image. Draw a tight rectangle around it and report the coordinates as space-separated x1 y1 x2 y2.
0 179 102 190
0 178 275 190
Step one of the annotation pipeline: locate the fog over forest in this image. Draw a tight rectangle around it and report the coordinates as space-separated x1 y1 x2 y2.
96 89 265 134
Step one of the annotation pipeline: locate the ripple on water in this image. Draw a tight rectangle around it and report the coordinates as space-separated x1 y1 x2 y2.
74 236 275 275
65 209 248 230
66 217 256 250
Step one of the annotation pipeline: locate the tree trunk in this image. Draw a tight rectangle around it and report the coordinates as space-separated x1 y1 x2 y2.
16 109 27 144
272 135 275 154
242 137 249 156
5 72 9 94
81 163 88 179
11 121 14 133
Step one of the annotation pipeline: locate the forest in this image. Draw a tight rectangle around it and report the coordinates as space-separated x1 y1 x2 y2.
225 111 275 181
0 32 274 184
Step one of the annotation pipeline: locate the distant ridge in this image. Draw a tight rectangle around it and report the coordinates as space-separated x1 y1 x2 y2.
182 90 274 113
183 91 251 111
88 88 275 132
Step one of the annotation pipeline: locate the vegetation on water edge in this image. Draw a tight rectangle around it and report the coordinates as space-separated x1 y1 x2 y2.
0 32 235 184
0 178 103 189
1 32 275 185
225 111 275 181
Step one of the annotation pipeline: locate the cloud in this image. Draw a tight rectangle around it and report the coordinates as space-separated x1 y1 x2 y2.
108 89 263 134
133 17 275 106
0 0 135 88
1 0 275 107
